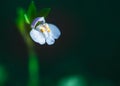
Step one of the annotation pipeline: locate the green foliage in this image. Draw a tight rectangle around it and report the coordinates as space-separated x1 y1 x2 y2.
24 14 30 24
16 8 33 48
28 49 39 86
0 65 8 85
16 8 26 36
39 8 51 18
29 50 39 76
24 1 51 24
26 1 37 24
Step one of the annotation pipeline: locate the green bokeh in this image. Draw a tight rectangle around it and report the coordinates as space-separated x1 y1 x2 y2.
58 75 87 86
0 65 8 85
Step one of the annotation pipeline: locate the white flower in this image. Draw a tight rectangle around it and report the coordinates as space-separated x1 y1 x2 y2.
30 17 61 45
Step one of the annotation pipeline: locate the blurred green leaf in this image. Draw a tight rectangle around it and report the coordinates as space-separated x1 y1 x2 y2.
16 2 40 86
16 8 26 36
24 14 30 24
29 50 39 74
0 65 8 85
28 49 39 86
39 8 51 18
16 8 33 48
27 1 37 23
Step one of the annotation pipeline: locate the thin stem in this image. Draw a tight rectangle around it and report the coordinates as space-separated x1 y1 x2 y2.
27 48 40 86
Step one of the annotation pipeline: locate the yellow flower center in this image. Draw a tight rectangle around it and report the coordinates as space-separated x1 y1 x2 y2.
40 24 51 33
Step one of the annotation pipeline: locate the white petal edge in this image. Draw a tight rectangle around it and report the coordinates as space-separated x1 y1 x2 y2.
46 36 55 45
48 23 61 39
30 29 45 45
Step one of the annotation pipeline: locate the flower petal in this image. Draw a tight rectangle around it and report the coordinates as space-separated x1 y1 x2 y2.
31 17 45 28
46 36 55 45
30 29 45 45
48 23 61 39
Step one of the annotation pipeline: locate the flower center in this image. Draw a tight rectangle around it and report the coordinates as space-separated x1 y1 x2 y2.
40 24 51 33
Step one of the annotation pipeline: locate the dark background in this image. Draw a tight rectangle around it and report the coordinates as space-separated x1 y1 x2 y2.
0 0 120 86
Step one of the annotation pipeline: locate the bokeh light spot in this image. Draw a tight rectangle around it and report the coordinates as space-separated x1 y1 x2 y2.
57 75 87 86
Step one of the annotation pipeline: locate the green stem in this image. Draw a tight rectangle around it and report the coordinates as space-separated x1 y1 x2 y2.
28 48 40 86
16 7 40 86
26 33 39 86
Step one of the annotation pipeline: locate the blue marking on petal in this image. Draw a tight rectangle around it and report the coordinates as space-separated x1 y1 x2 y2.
31 17 45 28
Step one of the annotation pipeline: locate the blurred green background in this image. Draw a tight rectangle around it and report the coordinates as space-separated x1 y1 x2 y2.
0 0 120 86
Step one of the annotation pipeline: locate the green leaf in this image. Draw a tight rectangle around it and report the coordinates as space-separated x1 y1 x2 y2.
0 65 8 85
24 13 30 24
39 8 51 18
16 8 26 36
16 8 33 48
27 1 37 23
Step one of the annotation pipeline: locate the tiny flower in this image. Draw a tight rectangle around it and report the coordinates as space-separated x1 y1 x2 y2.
30 17 61 45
